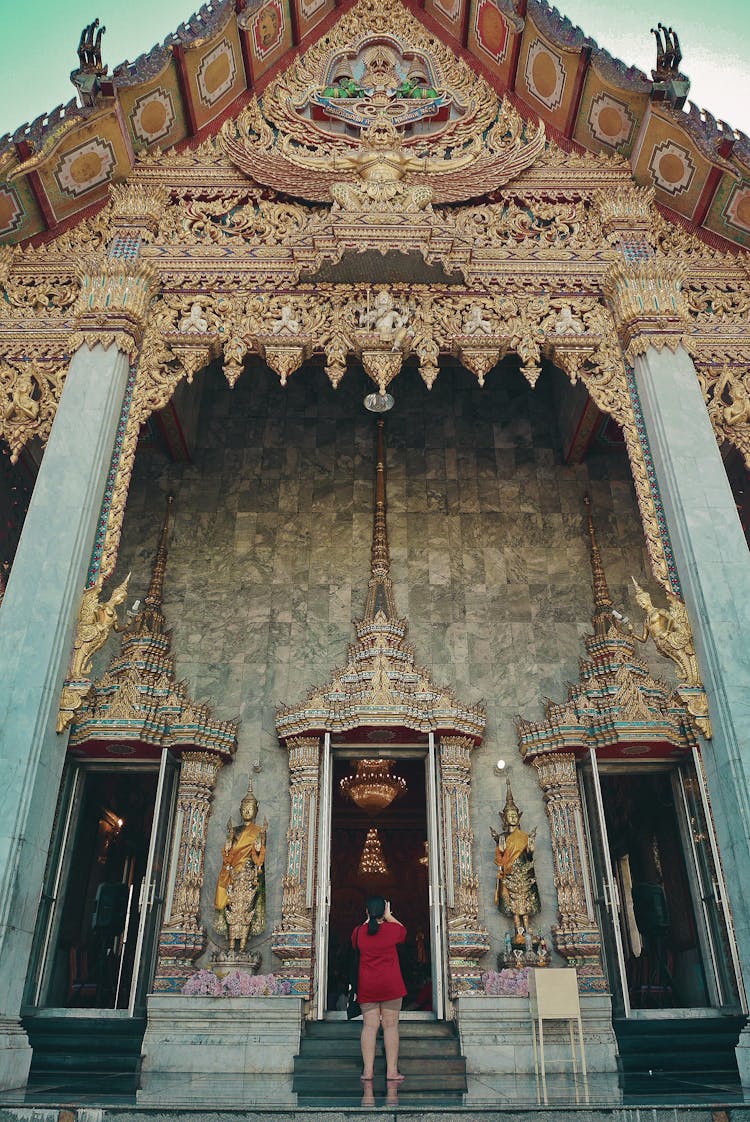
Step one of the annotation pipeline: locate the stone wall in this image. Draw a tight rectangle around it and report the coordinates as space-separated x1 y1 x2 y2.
111 354 663 975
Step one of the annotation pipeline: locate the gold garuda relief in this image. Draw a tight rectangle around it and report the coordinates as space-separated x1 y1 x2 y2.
221 0 544 211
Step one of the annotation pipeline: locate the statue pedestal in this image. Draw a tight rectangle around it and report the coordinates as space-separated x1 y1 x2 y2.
138 994 304 1097
210 950 262 977
455 992 618 1077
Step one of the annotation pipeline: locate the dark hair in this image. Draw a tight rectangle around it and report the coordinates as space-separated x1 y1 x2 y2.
366 895 386 935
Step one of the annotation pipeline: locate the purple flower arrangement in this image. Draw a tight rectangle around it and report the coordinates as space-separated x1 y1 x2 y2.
182 969 292 997
481 968 530 997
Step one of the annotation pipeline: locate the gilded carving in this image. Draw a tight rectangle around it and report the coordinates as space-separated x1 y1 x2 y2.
0 361 65 463
57 572 131 732
110 182 170 240
593 185 655 239
70 257 157 355
603 256 689 357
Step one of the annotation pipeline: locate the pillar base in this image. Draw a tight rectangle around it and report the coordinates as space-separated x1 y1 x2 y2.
735 1024 750 1088
0 1018 32 1090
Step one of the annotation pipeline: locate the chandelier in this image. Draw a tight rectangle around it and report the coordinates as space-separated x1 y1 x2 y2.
340 758 406 814
358 828 390 879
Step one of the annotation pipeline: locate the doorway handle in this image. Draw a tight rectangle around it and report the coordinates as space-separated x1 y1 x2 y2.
602 881 615 912
712 879 722 906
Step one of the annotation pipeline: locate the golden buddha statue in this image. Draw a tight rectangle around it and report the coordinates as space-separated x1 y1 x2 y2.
490 777 540 936
215 779 267 952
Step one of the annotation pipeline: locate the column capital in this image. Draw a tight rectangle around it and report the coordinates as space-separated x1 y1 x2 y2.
594 185 655 239
70 256 157 357
110 182 170 241
603 255 689 359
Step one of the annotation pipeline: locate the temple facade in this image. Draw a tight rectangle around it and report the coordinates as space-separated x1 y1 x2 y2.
0 0 749 1100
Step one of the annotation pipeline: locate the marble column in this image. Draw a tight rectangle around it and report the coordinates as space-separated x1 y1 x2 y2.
0 259 153 1090
606 256 750 1071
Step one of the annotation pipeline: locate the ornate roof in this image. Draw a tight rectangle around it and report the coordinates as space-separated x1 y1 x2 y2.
516 496 698 762
276 420 486 743
69 497 238 758
1 0 749 251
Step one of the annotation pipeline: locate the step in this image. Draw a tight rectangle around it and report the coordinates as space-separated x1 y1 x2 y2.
297 1036 460 1055
303 1020 455 1038
294 1055 466 1074
293 1072 468 1093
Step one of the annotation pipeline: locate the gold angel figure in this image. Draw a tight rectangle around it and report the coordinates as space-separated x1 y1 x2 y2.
221 98 545 209
69 573 131 680
629 578 700 687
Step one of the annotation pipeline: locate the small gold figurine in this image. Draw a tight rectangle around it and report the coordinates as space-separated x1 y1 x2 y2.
629 578 700 687
215 779 268 951
490 777 540 936
69 573 131 681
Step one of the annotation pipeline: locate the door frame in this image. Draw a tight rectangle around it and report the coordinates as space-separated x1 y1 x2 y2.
313 738 447 1020
580 749 746 1017
26 752 179 1014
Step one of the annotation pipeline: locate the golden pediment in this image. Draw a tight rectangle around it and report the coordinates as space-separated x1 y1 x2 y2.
220 0 545 210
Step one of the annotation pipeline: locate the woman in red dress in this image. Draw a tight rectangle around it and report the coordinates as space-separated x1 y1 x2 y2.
352 895 407 1082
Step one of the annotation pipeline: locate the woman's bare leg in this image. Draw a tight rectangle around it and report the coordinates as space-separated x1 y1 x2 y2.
360 1005 380 1079
382 1003 401 1079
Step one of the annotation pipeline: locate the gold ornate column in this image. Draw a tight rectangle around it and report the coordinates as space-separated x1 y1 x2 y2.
531 752 607 992
155 751 224 990
272 736 321 995
603 255 689 365
439 735 490 993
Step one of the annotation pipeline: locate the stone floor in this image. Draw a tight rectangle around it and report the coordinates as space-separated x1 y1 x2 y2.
1 1069 749 1119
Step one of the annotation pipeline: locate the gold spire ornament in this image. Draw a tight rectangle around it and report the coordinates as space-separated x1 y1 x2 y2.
340 758 406 814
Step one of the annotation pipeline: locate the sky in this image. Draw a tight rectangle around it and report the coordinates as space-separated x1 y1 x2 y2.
0 0 746 138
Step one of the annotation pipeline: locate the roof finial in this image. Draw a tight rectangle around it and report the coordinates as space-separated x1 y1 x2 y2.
584 494 614 635
364 419 397 620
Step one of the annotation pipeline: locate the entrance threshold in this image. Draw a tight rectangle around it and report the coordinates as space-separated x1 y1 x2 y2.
324 1010 437 1021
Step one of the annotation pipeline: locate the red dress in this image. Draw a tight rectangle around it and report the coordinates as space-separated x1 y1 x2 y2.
352 920 407 1004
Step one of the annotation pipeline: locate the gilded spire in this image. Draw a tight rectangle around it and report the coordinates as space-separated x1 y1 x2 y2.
364 419 397 620
133 495 174 635
584 494 614 636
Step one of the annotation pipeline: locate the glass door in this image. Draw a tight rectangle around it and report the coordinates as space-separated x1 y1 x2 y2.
675 748 746 1012
128 749 179 1013
426 733 447 1018
29 756 177 1012
314 733 333 1019
580 750 630 1016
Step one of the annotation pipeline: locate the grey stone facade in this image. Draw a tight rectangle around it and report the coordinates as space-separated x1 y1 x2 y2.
111 354 660 974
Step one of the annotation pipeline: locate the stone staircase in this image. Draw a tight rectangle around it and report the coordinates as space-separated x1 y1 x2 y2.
293 1018 466 1102
615 1014 745 1078
23 1014 146 1095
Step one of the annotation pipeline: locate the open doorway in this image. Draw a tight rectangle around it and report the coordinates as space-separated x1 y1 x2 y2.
583 757 744 1016
30 756 178 1013
327 755 432 1013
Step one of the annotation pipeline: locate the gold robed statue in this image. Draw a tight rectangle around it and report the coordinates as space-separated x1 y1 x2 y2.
490 777 540 935
214 779 268 952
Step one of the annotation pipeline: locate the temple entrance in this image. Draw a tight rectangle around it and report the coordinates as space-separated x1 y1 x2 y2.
326 754 432 1014
28 752 178 1014
581 749 744 1018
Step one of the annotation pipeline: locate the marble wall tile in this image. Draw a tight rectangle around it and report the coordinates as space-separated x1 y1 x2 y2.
107 360 664 970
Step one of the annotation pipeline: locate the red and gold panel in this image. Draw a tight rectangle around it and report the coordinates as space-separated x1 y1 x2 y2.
514 15 581 134
704 170 750 249
573 63 647 157
118 59 189 152
467 0 521 88
424 0 465 41
183 17 247 130
239 0 293 84
36 111 134 224
631 106 714 220
0 164 45 244
294 0 335 43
